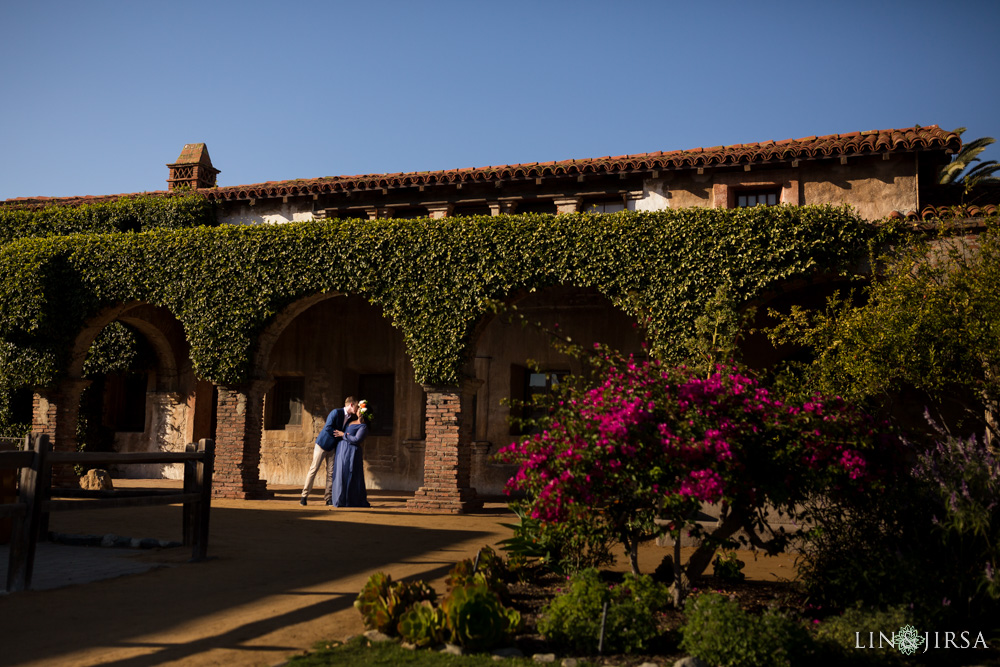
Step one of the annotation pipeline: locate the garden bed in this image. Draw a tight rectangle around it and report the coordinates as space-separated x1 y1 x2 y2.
504 567 802 665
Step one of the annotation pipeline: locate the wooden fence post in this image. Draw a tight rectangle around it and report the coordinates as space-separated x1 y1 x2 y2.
7 434 48 592
191 438 214 562
37 434 52 540
182 443 197 547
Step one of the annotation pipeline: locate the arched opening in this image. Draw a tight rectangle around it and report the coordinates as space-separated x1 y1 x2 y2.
78 321 158 452
254 293 425 491
68 302 196 479
469 285 646 496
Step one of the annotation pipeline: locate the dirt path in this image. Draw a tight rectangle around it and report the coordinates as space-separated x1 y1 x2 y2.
0 482 796 667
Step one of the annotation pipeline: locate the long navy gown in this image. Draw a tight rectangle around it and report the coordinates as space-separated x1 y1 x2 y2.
330 422 370 507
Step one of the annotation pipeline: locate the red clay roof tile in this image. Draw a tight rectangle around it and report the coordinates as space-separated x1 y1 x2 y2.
888 204 999 221
1 125 961 208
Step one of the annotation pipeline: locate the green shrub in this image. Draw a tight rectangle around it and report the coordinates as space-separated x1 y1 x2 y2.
796 485 927 615
440 578 520 652
679 591 812 667
446 546 508 598
812 605 911 665
397 600 446 648
354 572 437 636
712 551 746 582
498 502 615 575
538 568 669 654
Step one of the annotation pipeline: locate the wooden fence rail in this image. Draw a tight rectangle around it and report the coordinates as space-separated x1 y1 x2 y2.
0 434 214 593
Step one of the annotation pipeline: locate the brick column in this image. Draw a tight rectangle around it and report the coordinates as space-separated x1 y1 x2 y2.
553 197 581 214
489 201 518 216
712 183 729 209
426 204 454 219
407 380 483 514
365 207 394 220
213 381 271 499
32 378 91 487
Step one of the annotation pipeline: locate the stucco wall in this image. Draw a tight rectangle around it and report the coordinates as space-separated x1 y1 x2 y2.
636 155 917 219
219 200 318 226
801 155 917 220
636 172 712 210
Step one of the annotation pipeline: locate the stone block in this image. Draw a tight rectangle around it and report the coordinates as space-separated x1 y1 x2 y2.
79 469 114 491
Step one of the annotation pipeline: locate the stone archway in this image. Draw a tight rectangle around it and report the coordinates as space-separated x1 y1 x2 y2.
232 292 426 499
466 285 645 496
33 301 192 483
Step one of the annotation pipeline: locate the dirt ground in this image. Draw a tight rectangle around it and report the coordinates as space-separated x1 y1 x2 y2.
0 481 797 667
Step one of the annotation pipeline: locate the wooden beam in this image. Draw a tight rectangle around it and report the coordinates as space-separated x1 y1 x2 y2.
0 451 36 469
43 493 201 513
47 451 208 465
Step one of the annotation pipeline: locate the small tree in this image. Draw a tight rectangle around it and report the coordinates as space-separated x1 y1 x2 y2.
768 220 1000 441
495 349 890 602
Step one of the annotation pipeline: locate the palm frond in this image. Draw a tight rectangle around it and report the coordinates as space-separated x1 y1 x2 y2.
939 135 997 184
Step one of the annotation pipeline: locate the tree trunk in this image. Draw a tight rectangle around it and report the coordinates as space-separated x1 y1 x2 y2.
628 535 640 575
684 506 748 579
672 536 686 607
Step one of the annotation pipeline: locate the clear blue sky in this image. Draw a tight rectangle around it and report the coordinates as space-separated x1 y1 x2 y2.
2 0 998 201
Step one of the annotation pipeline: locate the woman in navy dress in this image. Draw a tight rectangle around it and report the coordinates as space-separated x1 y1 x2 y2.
329 400 371 508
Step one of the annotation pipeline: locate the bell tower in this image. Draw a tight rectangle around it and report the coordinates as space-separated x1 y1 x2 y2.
167 143 220 190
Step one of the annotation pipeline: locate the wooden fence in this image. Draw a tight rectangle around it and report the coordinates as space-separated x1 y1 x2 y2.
0 434 214 592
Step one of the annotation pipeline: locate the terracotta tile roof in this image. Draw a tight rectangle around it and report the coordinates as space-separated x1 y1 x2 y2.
1 125 960 208
890 204 1000 221
199 125 960 202
171 143 215 167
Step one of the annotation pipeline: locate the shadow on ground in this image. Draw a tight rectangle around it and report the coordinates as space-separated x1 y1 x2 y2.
0 483 514 667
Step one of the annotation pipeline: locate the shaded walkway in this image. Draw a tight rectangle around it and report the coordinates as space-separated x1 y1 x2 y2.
0 482 513 667
0 481 795 667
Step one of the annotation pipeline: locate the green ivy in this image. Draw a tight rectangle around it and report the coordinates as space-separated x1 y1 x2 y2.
0 206 886 392
0 194 216 246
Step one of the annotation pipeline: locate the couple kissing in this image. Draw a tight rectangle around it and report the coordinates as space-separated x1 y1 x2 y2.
300 395 372 508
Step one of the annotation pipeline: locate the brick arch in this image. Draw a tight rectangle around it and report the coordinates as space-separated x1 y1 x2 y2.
249 291 349 381
34 302 187 484
462 283 642 379
67 302 184 392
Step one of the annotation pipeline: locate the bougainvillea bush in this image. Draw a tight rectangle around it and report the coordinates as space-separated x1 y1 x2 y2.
494 348 897 595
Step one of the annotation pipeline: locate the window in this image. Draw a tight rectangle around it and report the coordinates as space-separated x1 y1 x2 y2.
517 200 558 214
389 207 425 220
584 200 626 214
510 365 569 435
736 189 780 208
266 376 304 430
452 203 492 217
359 373 394 437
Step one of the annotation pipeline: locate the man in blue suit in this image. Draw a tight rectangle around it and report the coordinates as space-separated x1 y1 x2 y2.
300 396 357 506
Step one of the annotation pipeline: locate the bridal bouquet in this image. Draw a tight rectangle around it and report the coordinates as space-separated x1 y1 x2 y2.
357 399 374 424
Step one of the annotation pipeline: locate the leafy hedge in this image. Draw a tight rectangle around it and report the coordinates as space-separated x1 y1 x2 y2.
0 194 216 246
0 205 884 390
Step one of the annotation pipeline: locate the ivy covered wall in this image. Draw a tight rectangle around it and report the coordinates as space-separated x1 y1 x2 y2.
0 205 885 396
0 194 217 245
